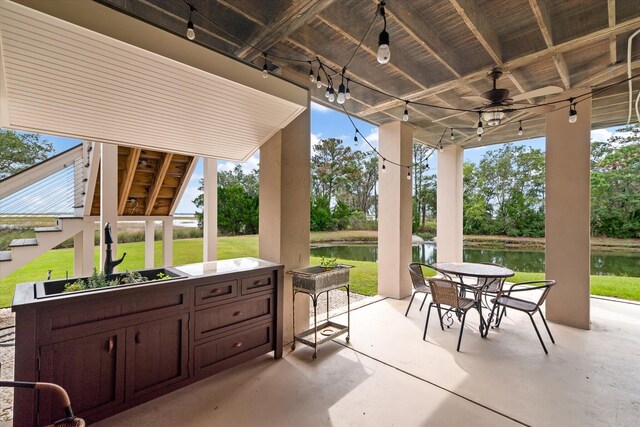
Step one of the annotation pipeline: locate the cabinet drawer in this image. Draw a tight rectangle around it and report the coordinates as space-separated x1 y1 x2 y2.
194 323 273 377
195 280 238 306
195 294 273 340
241 273 273 295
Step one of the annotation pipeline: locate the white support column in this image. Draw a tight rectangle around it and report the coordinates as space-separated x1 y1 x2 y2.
100 143 118 271
203 157 218 262
545 89 592 329
377 121 413 299
162 219 173 266
145 220 155 268
259 98 310 340
74 219 95 276
436 145 464 262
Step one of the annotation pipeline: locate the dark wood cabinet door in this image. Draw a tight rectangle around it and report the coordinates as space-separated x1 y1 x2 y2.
38 329 125 424
125 313 189 400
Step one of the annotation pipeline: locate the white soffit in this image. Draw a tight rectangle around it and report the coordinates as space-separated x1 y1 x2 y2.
0 0 308 161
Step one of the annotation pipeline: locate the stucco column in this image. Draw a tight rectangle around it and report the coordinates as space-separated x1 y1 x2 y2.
203 157 218 261
377 121 413 299
163 219 173 266
259 100 310 341
145 220 155 268
545 89 592 329
436 145 464 262
100 143 118 271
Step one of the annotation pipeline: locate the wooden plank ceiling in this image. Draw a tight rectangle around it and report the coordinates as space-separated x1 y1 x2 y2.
90 147 195 216
97 0 640 148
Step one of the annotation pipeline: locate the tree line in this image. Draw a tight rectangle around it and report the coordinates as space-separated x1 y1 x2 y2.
194 124 639 239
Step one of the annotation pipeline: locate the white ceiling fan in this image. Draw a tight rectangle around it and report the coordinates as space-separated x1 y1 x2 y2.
434 68 564 126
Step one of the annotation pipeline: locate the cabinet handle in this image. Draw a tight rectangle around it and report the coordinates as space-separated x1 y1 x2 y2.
107 337 114 354
254 280 266 286
232 342 243 348
135 332 141 344
211 288 222 294
233 311 242 317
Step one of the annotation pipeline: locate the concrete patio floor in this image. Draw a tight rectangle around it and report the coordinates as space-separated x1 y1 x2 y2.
95 296 640 427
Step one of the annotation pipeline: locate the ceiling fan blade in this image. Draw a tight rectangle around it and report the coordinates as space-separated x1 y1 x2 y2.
511 86 563 102
515 104 556 115
461 95 489 103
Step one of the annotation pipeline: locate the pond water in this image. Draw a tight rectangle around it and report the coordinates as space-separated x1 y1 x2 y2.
310 242 640 277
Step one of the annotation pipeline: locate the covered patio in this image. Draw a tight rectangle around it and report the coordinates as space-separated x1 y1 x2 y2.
1 0 639 425
92 295 640 426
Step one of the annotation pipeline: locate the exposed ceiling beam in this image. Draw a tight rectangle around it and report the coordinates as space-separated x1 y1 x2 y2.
169 156 197 215
449 0 502 64
359 15 640 116
382 1 464 78
118 148 141 216
528 0 571 89
608 0 617 65
235 0 336 61
145 153 173 216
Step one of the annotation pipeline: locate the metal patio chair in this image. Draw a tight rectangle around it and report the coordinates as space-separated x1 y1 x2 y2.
423 277 478 352
477 262 509 319
489 280 557 354
406 263 432 317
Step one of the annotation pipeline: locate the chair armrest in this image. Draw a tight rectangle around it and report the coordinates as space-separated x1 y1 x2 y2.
500 280 556 297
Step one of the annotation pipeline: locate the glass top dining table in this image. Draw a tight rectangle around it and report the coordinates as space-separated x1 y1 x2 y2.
430 262 515 337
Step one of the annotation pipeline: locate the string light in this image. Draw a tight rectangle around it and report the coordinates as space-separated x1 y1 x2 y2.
328 86 336 103
337 75 346 104
406 168 411 180
477 134 482 142
316 73 322 89
439 142 444 152
476 113 484 135
262 53 268 78
402 101 409 122
569 99 578 123
450 129 455 140
354 132 359 146
309 62 315 83
377 2 390 64
186 5 196 40
518 121 524 136
381 159 387 173
345 79 351 100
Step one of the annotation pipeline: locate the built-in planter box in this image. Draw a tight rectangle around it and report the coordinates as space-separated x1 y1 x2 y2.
34 267 186 299
12 258 284 426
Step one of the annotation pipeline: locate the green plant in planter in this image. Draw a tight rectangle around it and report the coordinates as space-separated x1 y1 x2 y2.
64 280 86 293
320 257 338 269
121 270 148 285
63 269 120 293
156 272 171 280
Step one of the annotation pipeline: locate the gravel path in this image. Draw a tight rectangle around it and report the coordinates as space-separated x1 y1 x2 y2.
0 308 15 423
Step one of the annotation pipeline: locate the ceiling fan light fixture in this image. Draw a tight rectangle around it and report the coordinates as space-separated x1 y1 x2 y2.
481 109 509 126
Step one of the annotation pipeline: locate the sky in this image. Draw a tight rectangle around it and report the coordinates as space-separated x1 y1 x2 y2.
14 104 620 214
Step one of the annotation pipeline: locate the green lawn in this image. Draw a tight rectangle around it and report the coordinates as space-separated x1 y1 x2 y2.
1 235 639 307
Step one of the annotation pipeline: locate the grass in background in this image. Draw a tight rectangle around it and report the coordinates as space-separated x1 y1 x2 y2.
1 235 639 307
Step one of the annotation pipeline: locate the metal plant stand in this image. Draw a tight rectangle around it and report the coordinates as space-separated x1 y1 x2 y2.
289 265 353 359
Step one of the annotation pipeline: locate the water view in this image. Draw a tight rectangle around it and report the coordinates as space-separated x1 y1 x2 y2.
311 242 640 277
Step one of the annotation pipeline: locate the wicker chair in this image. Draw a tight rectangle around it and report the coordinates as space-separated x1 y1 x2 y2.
406 263 432 317
490 280 557 354
423 278 478 352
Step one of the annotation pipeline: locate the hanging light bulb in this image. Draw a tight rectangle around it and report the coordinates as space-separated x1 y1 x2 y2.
186 5 196 40
354 134 359 146
426 163 430 171
262 53 268 78
477 114 484 135
518 121 524 136
325 86 330 98
328 87 336 103
377 2 390 64
450 129 455 140
337 78 346 104
477 134 482 142
406 169 411 180
569 100 578 124
402 101 409 122
309 63 315 83
381 159 387 173
439 142 444 153
316 73 322 89
345 79 351 100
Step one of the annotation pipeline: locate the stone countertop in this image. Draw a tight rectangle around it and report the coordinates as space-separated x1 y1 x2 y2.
174 257 281 277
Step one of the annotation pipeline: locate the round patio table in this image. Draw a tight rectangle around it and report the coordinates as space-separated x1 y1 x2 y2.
430 262 514 337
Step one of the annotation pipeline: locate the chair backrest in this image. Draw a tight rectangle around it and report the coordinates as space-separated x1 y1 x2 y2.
427 278 462 309
503 280 557 308
407 263 429 291
478 262 508 293
533 280 556 308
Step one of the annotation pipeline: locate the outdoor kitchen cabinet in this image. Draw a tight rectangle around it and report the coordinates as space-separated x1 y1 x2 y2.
12 258 284 426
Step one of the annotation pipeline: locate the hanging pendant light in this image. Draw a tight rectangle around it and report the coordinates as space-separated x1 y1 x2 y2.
377 2 390 64
186 5 196 40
